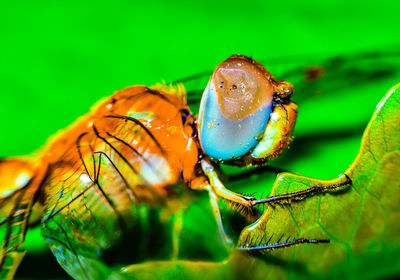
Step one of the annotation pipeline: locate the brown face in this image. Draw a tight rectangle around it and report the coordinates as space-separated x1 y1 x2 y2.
212 57 274 121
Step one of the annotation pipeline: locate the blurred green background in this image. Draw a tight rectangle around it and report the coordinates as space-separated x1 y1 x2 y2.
1 0 400 279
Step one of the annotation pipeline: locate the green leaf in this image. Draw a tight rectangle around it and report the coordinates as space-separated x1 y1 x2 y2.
236 83 400 279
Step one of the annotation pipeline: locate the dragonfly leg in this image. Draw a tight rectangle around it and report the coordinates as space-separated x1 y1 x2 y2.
248 173 352 207
237 238 330 251
201 159 352 209
205 184 234 246
190 161 248 246
201 160 253 208
198 160 254 245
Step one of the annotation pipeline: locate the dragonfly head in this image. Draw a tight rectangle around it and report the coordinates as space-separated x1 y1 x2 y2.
198 55 297 166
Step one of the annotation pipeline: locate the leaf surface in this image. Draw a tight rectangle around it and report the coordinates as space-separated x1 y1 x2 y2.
235 83 400 279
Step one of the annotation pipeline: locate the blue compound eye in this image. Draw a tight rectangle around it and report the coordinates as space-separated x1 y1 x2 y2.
198 55 274 161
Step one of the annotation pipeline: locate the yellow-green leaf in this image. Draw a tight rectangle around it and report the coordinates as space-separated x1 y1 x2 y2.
236 83 400 279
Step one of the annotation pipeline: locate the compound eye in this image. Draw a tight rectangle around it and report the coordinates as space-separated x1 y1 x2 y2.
198 56 274 161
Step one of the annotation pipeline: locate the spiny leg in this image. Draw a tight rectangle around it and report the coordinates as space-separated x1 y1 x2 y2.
201 160 253 208
237 238 330 251
201 159 352 209
199 160 257 246
248 174 352 207
205 184 234 246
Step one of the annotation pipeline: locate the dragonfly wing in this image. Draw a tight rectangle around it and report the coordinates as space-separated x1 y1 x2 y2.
0 159 41 279
41 109 181 279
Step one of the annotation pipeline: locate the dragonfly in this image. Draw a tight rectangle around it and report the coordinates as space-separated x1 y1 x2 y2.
1 48 400 280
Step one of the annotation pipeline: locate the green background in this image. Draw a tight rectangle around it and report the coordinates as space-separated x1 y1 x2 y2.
1 0 399 279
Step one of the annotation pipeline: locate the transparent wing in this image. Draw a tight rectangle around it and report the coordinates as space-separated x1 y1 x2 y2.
0 159 40 280
41 110 179 279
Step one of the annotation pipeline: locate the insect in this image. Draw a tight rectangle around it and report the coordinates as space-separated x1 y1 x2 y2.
0 51 398 279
